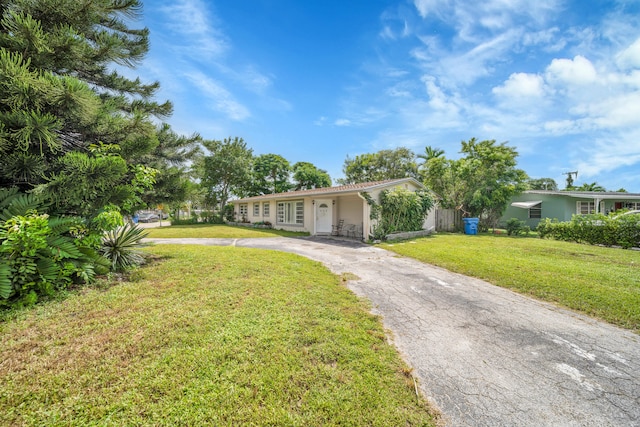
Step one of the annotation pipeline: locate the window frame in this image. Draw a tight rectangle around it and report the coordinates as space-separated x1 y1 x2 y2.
276 200 304 226
253 202 260 217
239 203 248 219
577 201 595 215
263 202 270 216
528 203 542 219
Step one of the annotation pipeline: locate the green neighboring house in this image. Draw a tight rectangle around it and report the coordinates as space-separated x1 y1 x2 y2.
501 190 640 228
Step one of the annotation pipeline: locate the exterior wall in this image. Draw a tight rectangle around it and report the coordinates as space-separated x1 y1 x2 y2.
249 200 276 224
501 194 576 228
336 195 363 227
232 179 430 238
501 193 640 228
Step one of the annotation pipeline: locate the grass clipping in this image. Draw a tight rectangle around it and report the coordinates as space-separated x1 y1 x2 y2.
0 245 436 426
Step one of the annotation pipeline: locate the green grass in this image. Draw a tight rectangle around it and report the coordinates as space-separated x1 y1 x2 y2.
381 233 640 332
0 245 436 426
145 223 309 238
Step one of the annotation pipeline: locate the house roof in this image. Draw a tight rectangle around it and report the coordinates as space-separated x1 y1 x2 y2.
524 190 640 200
234 178 424 203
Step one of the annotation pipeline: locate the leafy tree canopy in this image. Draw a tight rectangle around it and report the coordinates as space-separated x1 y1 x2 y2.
251 153 292 195
527 178 558 191
199 137 253 210
339 147 418 184
292 161 331 190
422 138 528 229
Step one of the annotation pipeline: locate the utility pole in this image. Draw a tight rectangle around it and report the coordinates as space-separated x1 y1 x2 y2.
563 171 578 189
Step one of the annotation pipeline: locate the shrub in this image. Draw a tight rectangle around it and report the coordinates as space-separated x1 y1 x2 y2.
363 189 434 240
100 223 149 272
170 217 199 225
537 214 640 249
223 203 235 222
0 212 106 308
506 218 531 236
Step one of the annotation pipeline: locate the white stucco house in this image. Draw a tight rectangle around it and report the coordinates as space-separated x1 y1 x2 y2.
231 178 434 240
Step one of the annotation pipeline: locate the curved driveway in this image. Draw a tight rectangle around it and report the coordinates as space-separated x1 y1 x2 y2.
145 236 640 426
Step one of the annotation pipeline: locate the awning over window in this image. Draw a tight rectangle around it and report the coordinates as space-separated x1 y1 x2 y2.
511 201 542 209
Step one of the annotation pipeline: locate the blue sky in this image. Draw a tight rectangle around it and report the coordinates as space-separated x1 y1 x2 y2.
135 0 640 192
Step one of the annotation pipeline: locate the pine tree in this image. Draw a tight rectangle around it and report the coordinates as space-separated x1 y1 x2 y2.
0 0 175 215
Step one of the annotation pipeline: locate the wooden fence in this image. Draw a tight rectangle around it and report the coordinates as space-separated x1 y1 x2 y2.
435 208 463 232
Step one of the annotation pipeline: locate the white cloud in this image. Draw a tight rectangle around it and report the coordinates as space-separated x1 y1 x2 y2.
184 72 250 121
575 129 640 179
616 37 640 70
545 55 598 85
493 72 546 98
414 0 560 39
413 0 449 19
160 0 228 57
334 119 352 126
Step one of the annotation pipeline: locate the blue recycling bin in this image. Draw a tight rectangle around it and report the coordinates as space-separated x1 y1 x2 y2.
463 217 479 235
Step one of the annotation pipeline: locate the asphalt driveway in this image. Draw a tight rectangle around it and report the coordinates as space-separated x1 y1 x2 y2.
145 236 640 426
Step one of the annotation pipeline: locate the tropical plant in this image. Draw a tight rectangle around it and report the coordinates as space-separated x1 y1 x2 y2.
0 188 107 307
574 182 607 192
363 188 434 239
0 1 171 214
100 223 149 272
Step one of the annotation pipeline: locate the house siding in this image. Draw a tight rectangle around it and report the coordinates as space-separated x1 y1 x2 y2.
231 178 433 238
502 191 640 228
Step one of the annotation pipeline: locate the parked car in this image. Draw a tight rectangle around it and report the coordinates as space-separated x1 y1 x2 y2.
137 211 160 222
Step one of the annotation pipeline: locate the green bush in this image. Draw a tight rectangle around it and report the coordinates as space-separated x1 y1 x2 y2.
170 217 199 225
506 218 531 236
537 214 640 249
223 203 235 222
0 212 106 308
365 189 434 239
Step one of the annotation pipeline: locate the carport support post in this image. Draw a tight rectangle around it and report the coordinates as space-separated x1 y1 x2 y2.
357 192 371 241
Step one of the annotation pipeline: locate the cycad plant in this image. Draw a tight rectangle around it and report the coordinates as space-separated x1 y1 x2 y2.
0 187 107 307
100 223 149 272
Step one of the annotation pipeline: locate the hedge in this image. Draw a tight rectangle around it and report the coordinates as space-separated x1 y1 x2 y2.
536 213 640 249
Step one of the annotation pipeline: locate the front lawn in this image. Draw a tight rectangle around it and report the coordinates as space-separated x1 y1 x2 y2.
145 223 309 238
0 245 436 426
381 234 640 332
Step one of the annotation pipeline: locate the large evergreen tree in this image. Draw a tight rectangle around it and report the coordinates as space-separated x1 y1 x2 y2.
0 0 172 215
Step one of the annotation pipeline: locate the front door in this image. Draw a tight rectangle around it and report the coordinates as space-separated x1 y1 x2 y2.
315 200 332 234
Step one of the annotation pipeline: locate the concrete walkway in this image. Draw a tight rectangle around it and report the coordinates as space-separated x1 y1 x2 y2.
144 236 640 426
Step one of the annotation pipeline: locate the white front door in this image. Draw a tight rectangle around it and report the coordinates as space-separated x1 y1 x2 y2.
315 200 332 234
